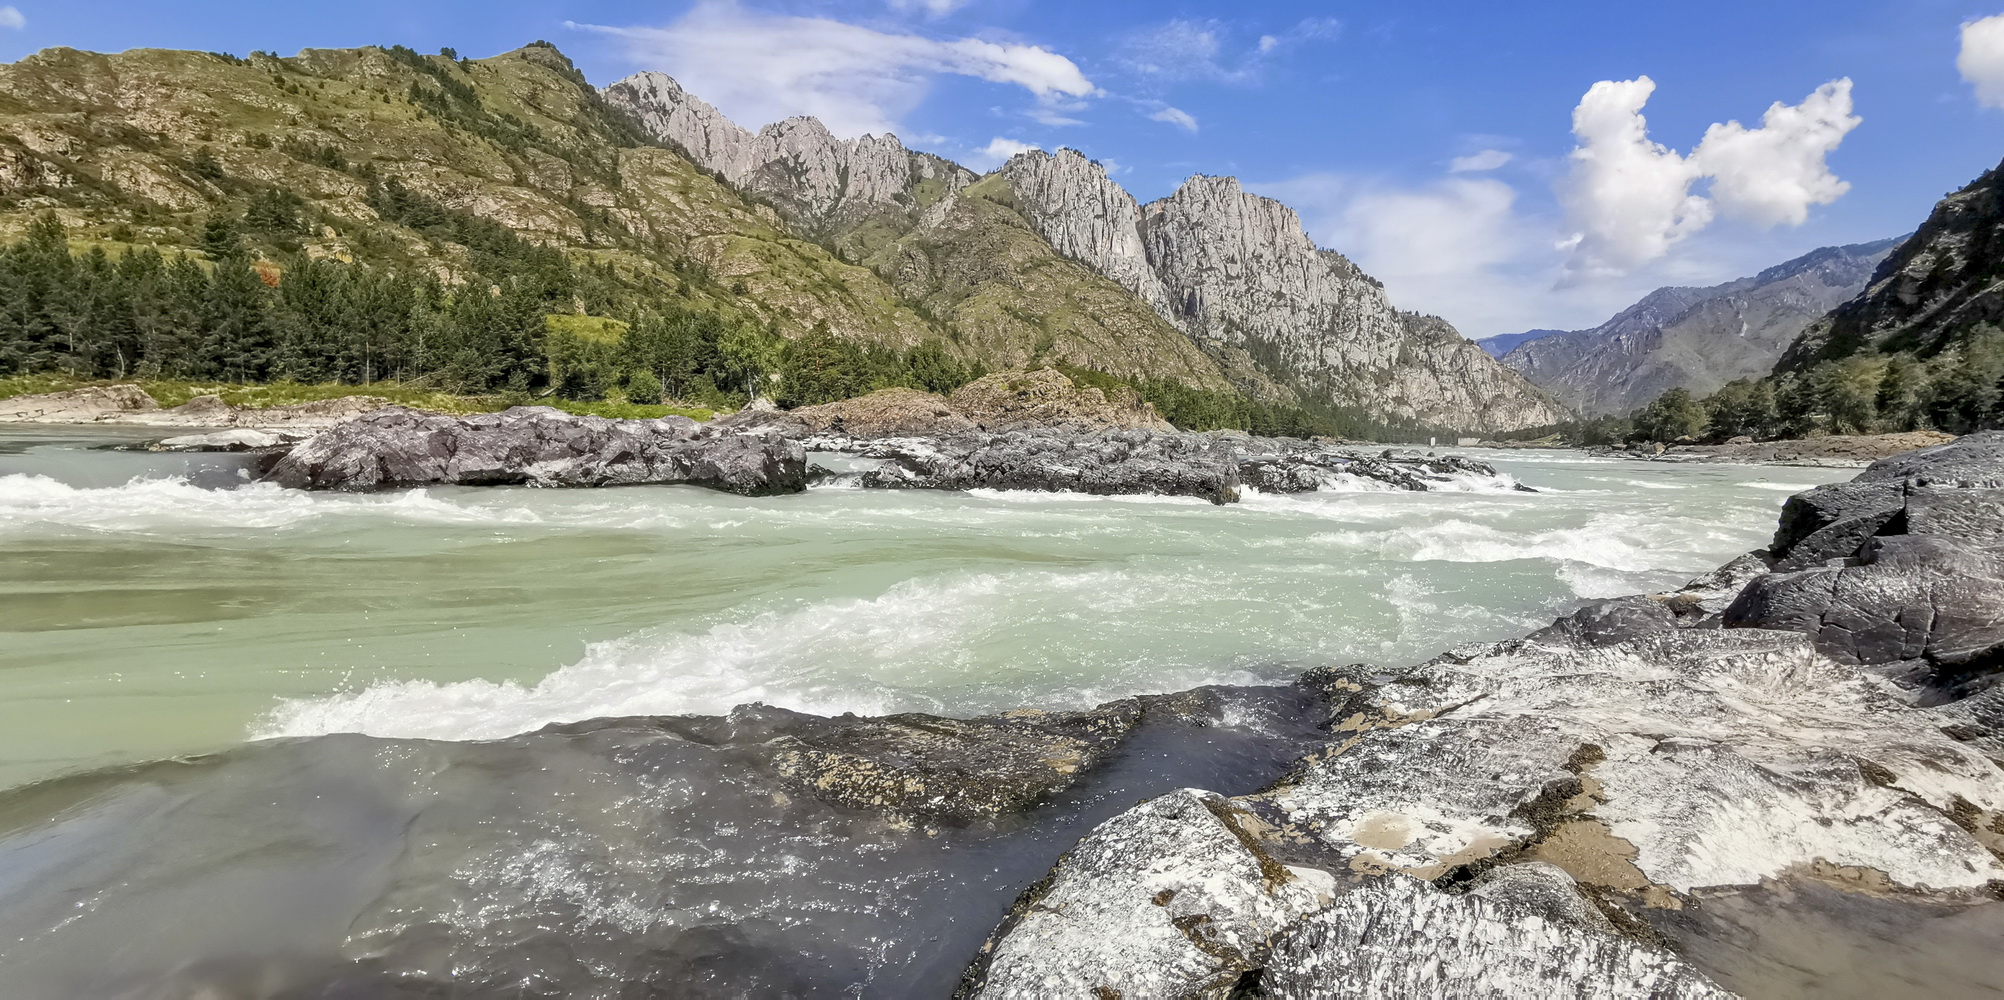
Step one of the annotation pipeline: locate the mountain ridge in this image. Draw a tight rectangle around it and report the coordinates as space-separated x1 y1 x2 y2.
605 72 1568 432
1494 238 1903 415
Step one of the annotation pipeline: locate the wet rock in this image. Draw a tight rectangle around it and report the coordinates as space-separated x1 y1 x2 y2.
1725 535 2004 686
1724 434 2004 691
1260 876 1729 999
1528 596 1680 647
149 428 309 452
754 703 1144 821
1668 550 1775 618
962 788 1339 999
840 429 1246 503
266 406 807 495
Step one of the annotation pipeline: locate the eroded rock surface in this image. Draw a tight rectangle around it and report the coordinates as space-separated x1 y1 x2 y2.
266 405 807 495
1725 432 2004 691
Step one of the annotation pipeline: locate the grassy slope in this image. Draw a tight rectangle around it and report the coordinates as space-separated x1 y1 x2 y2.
0 43 935 350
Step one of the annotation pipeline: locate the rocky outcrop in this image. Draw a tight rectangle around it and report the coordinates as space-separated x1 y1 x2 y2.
0 384 158 421
1006 154 1567 432
965 431 2004 997
1500 239 1902 415
1783 156 2004 369
603 71 973 245
807 431 1523 502
1724 432 2004 693
1609 430 1957 467
265 406 807 495
730 370 1173 437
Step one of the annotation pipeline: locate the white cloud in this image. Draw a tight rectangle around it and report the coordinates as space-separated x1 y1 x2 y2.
573 2 1096 138
1258 35 1280 55
1148 105 1198 132
967 136 1039 170
0 7 24 30
1560 75 1859 277
887 0 971 17
1960 15 2004 108
1692 80 1858 226
1449 149 1513 173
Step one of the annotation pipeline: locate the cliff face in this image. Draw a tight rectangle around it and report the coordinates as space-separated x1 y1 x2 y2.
997 151 1565 430
603 71 973 258
1503 239 1900 415
610 76 1566 433
1783 159 2004 369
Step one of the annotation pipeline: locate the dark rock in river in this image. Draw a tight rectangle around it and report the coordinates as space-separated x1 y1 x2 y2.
804 428 1526 501
265 406 808 495
1725 432 2004 692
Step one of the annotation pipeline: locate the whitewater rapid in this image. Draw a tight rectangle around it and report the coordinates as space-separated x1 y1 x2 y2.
0 437 1852 783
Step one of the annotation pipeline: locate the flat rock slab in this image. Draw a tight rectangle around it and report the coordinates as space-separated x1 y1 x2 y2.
266 406 808 495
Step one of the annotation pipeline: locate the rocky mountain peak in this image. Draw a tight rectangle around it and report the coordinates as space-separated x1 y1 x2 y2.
604 71 973 231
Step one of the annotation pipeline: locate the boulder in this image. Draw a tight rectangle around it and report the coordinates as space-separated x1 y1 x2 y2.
265 406 807 495
840 429 1246 503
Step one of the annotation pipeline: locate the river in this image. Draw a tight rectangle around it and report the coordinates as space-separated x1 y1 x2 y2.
0 425 1849 791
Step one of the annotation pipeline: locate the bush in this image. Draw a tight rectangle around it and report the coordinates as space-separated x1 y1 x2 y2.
627 368 663 405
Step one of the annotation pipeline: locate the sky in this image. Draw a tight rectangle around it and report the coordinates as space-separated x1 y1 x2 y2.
5 1 2004 337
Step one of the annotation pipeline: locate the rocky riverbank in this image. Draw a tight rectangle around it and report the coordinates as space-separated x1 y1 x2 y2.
1594 431 1959 467
0 384 394 429
959 430 2004 997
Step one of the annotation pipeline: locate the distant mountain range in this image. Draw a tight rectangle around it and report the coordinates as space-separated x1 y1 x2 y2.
1478 238 1904 416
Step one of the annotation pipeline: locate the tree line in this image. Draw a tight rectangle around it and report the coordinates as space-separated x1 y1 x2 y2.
1565 334 2004 445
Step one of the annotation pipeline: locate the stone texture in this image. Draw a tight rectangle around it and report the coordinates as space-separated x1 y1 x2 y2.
266 406 807 495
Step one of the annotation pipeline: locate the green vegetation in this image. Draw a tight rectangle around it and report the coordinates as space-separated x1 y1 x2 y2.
1525 330 2004 445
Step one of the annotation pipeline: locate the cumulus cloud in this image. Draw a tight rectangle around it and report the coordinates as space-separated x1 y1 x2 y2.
1449 149 1512 173
573 2 1095 137
0 7 24 30
887 0 971 17
967 136 1039 169
1960 15 2004 108
1148 105 1198 132
1561 76 1859 276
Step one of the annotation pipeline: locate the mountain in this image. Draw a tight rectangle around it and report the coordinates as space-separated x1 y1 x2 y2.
0 44 1561 434
1781 158 2004 370
1474 330 1562 358
606 73 1566 432
1496 238 1902 415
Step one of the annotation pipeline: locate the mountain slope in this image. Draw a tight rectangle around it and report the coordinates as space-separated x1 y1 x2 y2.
606 77 1566 433
1475 330 1562 358
1499 239 1901 415
1781 158 2004 369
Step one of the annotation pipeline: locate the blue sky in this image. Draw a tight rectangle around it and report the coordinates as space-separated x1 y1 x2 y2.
6 1 2004 336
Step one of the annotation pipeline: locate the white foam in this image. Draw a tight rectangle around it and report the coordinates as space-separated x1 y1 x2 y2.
257 569 1271 743
0 473 540 535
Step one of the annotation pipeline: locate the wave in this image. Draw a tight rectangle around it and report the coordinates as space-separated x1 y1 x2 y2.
256 569 1277 743
1304 513 1729 599
0 473 543 535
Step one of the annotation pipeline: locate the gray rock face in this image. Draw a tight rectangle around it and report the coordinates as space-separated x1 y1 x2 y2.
1499 238 1902 415
602 71 972 235
1000 153 1566 432
1261 877 1730 999
803 429 1526 502
606 73 1564 434
265 406 808 495
1724 432 2004 690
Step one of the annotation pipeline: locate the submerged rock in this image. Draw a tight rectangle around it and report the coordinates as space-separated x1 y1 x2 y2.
149 428 310 452
266 406 807 495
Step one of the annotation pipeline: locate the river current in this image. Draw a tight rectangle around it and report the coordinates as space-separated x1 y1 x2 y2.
0 426 1867 997
0 425 1849 791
